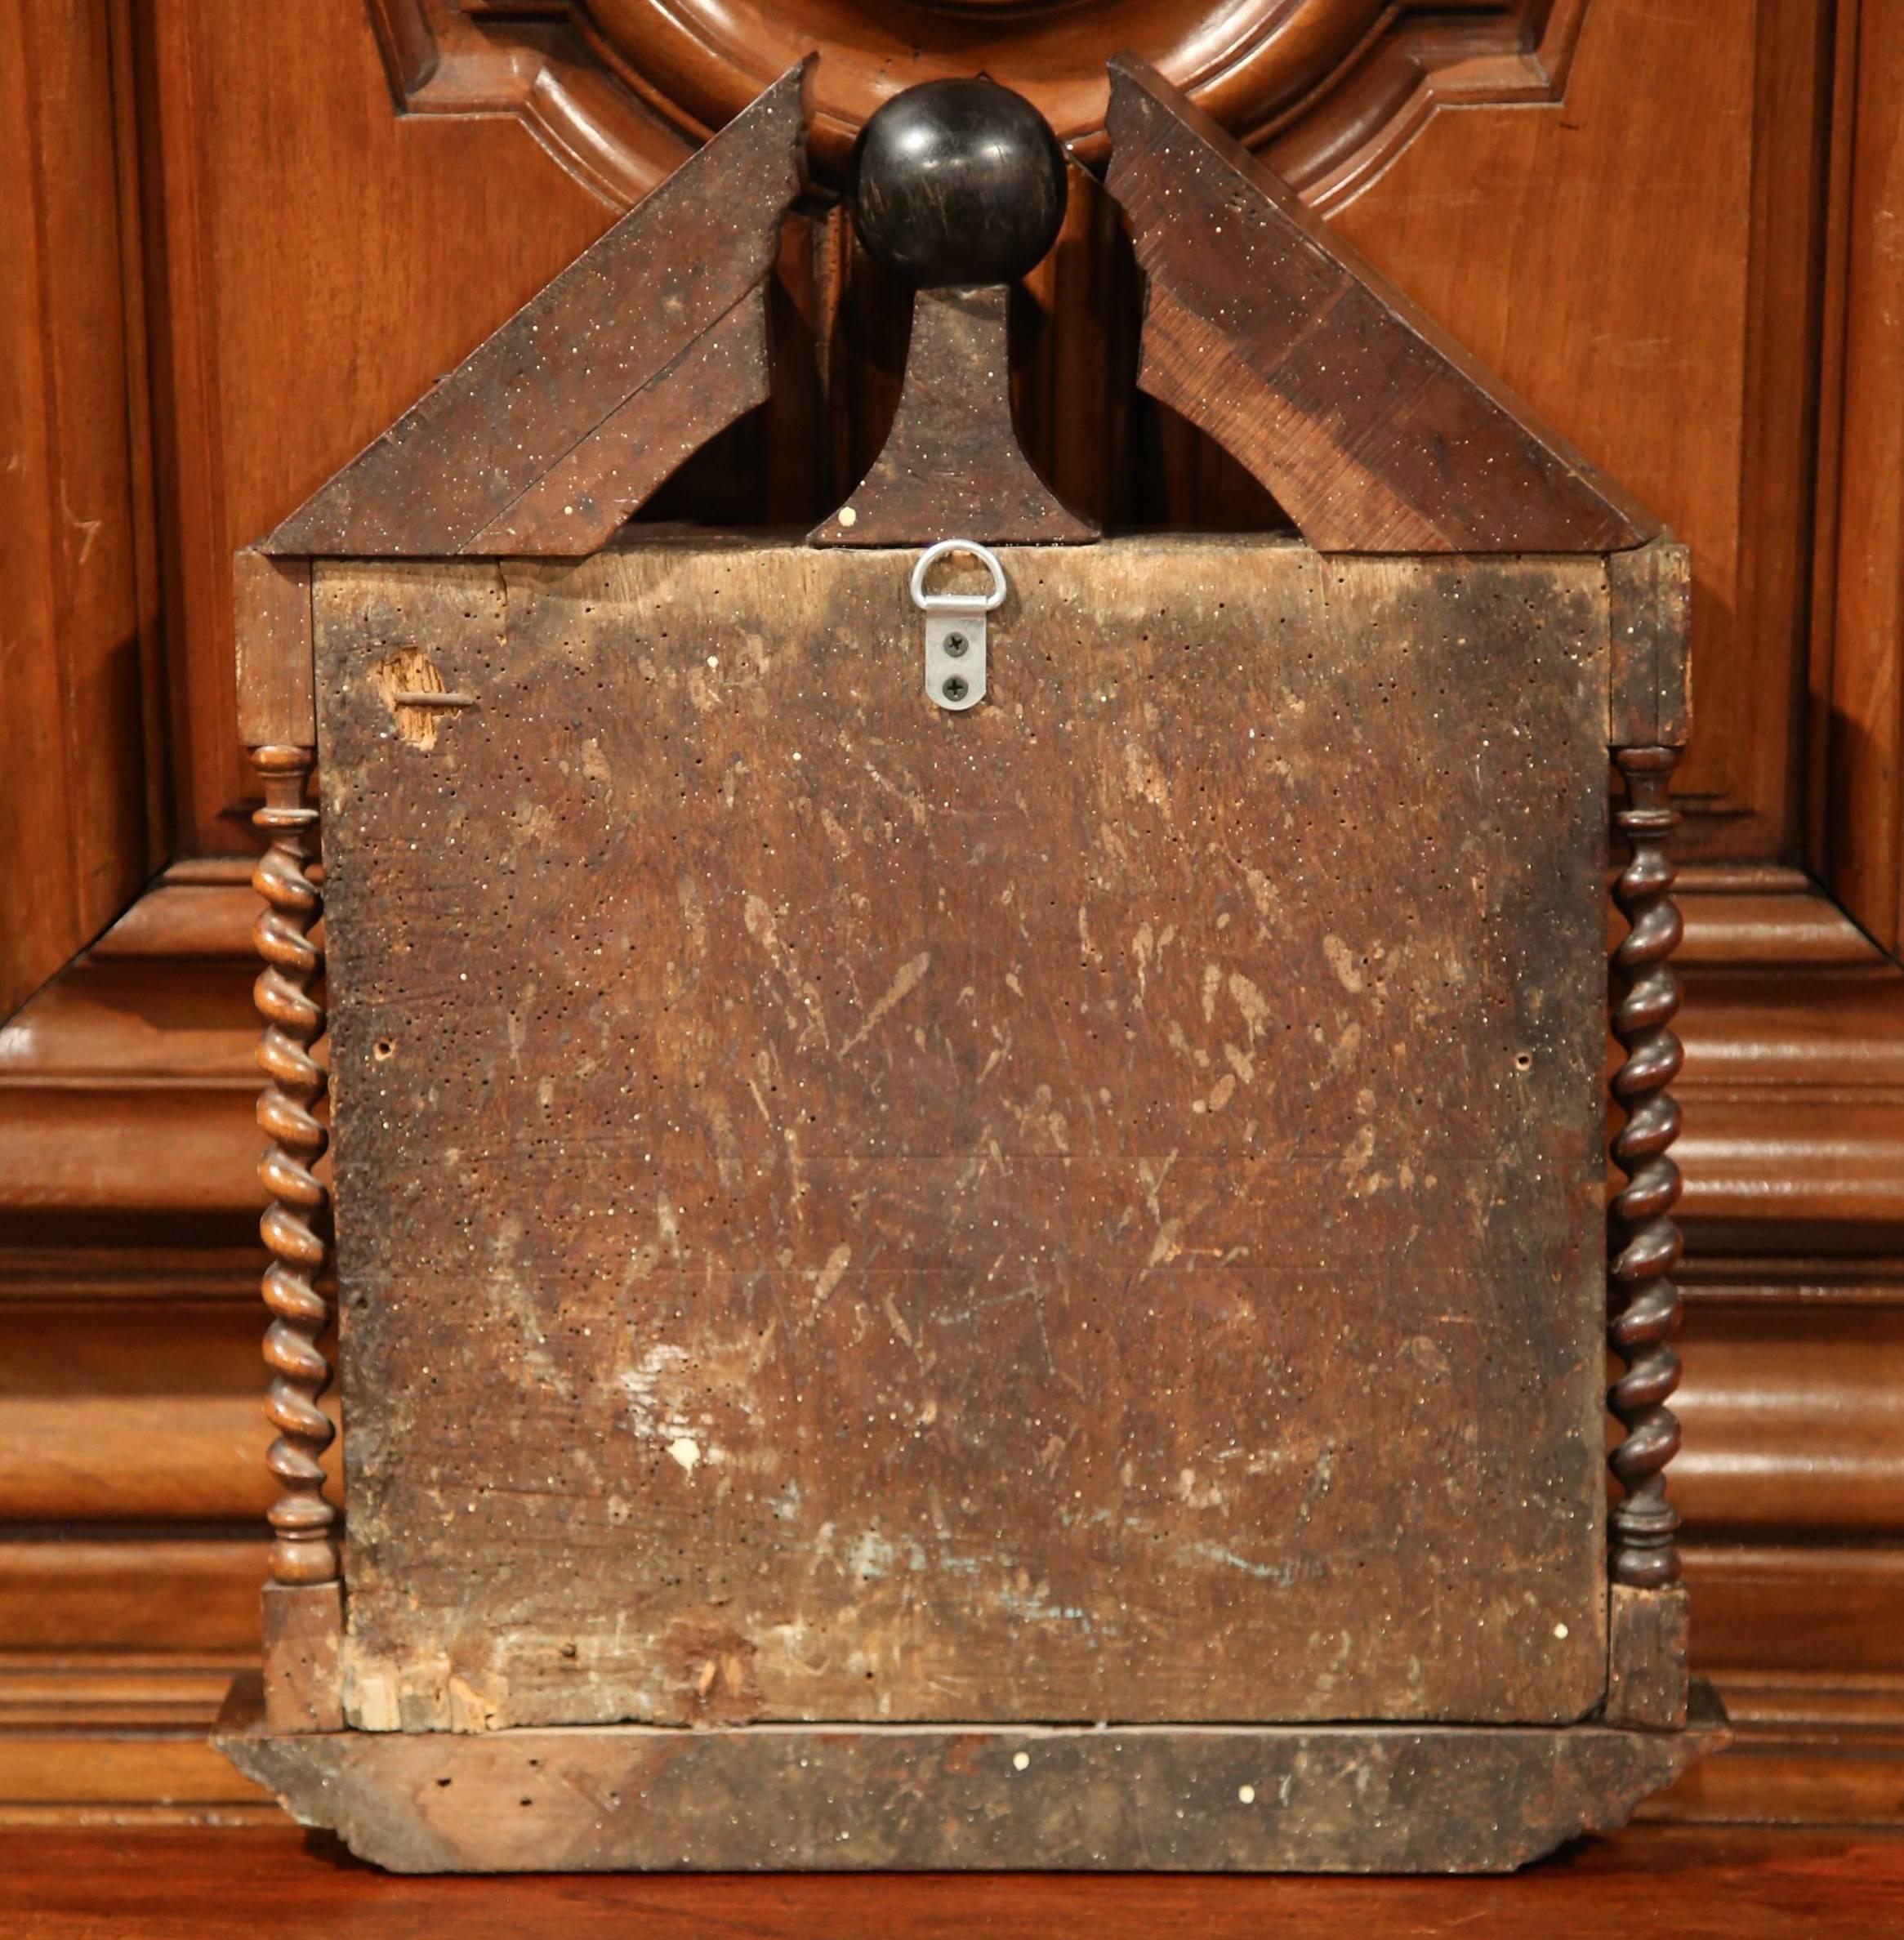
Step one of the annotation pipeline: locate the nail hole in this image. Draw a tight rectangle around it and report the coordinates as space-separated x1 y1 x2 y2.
374 1038 395 1060
1513 1050 1532 1072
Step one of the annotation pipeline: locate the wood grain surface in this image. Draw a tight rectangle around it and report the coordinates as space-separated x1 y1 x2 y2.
216 1674 1728 1873
310 535 1610 1733
4 0 1904 1837
3 1824 1902 1938
262 62 810 560
812 286 1095 546
1104 58 1653 555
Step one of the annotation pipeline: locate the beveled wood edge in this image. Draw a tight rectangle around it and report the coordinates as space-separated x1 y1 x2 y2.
214 1673 1729 1874
1102 54 1661 557
252 57 813 564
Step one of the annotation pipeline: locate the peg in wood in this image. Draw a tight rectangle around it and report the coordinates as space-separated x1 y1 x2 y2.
812 78 1095 547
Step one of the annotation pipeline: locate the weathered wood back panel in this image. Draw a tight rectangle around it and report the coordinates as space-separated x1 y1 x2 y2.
314 536 1609 1734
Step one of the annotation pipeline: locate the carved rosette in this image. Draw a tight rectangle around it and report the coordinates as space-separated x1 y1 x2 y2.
251 745 340 1586
1607 746 1685 1588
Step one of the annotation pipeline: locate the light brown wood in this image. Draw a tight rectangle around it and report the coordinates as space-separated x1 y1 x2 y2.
0 1539 265 1653
368 2 1593 205
261 1581 342 1733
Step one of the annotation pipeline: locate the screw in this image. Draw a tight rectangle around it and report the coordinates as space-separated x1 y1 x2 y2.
943 631 969 658
941 675 970 704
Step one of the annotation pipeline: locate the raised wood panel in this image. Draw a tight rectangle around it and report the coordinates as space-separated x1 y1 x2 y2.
1822 0 1904 952
1335 0 1833 860
136 0 616 854
134 0 1839 867
0 0 159 1020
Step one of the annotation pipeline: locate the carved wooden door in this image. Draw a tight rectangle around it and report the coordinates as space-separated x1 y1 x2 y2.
3 0 1901 1825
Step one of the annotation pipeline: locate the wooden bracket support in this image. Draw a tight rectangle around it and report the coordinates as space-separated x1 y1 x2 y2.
1104 55 1657 555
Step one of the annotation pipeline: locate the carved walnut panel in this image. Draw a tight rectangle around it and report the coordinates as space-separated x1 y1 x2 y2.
377 0 1586 208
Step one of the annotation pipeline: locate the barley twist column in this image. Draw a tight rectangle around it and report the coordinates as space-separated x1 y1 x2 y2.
251 743 339 1586
1607 745 1685 1588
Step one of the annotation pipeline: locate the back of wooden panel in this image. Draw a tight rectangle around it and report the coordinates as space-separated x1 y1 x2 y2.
314 535 1610 1733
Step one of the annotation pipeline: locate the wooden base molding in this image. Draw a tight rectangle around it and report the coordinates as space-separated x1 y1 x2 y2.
215 1675 1727 1874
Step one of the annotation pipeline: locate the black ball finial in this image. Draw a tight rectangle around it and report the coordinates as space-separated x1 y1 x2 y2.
849 78 1068 289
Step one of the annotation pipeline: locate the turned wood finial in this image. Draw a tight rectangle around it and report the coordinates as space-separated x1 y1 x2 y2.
251 744 339 1587
813 78 1094 547
1608 745 1686 1588
850 78 1068 289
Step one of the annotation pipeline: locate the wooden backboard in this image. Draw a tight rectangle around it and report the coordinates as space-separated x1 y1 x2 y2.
313 534 1612 1735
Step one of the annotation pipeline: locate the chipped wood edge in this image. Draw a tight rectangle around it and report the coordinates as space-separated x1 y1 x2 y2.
216 1675 1729 1874
263 1580 345 1733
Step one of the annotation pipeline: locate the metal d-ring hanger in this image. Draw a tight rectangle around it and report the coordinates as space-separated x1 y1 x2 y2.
911 539 1007 712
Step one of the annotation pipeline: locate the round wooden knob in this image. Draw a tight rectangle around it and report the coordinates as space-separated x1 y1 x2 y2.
849 78 1068 288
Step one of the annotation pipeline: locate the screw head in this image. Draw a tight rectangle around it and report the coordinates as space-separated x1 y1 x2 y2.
943 631 969 658
941 675 970 704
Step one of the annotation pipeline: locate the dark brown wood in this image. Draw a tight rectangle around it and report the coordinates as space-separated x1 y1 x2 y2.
248 746 337 1588
310 536 1612 1737
1607 539 1693 751
1103 56 1657 555
216 1674 1726 1874
1607 1582 1691 1730
261 1580 342 1733
1608 747 1686 1589
812 288 1096 546
258 60 812 560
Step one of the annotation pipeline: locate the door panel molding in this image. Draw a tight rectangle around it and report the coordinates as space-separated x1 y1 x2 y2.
368 0 1590 211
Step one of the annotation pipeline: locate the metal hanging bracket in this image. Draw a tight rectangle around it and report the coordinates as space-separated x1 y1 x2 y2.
910 539 1007 712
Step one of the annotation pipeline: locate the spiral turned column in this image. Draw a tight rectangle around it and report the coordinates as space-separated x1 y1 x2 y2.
252 743 339 1587
1607 745 1685 1589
